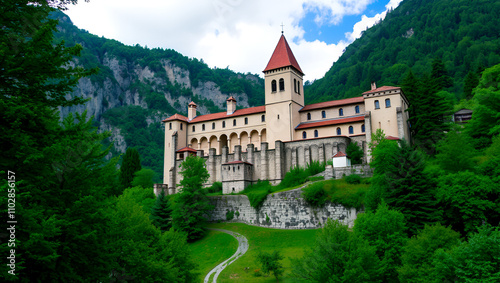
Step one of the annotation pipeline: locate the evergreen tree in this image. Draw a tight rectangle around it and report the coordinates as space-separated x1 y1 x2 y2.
120 148 142 189
463 71 479 99
380 140 441 235
436 128 477 173
150 191 173 232
172 156 213 241
430 58 453 91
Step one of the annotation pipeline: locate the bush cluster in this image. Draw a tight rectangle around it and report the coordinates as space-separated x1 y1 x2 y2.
302 182 328 207
345 174 362 184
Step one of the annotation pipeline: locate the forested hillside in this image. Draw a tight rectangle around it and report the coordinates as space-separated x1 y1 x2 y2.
52 11 264 181
305 0 500 102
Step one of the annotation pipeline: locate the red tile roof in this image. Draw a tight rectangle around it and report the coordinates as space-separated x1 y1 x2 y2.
227 96 236 102
295 115 365 130
188 101 197 107
176 147 197 153
385 136 400 140
362 85 400 95
162 113 189 122
300 96 364 112
189 105 266 123
333 151 348 158
263 35 303 75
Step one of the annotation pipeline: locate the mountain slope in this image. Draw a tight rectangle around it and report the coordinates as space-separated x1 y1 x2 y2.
305 0 500 103
52 11 264 181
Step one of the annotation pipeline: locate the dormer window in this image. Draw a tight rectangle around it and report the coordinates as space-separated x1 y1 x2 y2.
279 78 285 91
271 80 277 92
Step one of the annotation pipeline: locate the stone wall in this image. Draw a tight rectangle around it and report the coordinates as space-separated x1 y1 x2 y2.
333 165 373 179
207 187 360 229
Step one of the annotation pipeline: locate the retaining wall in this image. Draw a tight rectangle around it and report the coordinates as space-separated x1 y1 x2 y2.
207 187 359 229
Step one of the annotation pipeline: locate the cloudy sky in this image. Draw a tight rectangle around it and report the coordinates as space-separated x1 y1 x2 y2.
66 0 403 81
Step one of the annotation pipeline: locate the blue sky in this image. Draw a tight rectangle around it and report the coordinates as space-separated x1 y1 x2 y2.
65 0 403 81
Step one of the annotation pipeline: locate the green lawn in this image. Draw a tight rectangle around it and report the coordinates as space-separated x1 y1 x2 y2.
189 229 238 280
204 223 319 282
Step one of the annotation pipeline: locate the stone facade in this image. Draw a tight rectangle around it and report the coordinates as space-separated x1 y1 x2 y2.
207 187 359 229
161 34 411 192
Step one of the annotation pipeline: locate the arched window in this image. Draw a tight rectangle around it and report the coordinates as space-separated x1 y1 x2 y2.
202 124 205 131
322 110 326 119
339 108 344 116
375 100 380 109
294 78 297 93
192 125 195 132
336 127 341 135
314 130 318 138
307 113 311 120
222 121 226 128
244 117 248 125
302 131 307 139
233 119 236 126
271 80 277 92
261 115 265 122
212 122 215 130
385 98 391 108
169 123 172 130
279 78 285 91
361 124 365 133
349 126 354 134
355 105 360 114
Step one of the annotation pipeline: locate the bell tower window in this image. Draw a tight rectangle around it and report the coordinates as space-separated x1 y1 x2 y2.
271 80 277 92
279 78 285 91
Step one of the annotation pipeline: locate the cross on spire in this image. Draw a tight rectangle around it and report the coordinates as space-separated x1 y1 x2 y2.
281 22 284 34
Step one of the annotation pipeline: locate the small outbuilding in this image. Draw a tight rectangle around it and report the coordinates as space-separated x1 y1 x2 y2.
332 151 351 168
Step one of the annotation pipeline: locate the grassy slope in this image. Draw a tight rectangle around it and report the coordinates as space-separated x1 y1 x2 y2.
205 223 318 282
189 230 238 281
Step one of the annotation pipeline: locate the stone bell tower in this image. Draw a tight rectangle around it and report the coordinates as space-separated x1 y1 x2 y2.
263 34 304 148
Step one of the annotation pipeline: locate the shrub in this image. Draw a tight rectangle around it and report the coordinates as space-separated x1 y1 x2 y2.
302 182 328 207
257 251 284 282
207 181 222 194
226 210 235 221
345 174 361 184
243 180 272 209
306 160 326 176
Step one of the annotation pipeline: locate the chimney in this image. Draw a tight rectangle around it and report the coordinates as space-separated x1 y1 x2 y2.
188 101 197 121
227 96 236 115
371 81 377 90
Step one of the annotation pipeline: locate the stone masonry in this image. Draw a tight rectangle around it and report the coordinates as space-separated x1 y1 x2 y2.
207 187 360 229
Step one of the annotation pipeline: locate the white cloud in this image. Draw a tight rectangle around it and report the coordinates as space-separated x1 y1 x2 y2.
344 0 404 42
65 0 402 81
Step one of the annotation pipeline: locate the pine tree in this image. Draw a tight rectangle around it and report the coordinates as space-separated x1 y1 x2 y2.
430 58 453 91
150 191 173 232
383 140 441 236
172 155 213 241
120 148 142 189
463 71 479 99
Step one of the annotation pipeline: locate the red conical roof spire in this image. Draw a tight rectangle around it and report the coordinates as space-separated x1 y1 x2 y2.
263 34 303 75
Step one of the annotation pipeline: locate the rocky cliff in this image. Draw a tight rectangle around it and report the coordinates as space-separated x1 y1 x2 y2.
53 11 264 180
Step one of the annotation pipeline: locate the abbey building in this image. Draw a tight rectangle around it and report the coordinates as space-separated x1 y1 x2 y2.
162 34 410 194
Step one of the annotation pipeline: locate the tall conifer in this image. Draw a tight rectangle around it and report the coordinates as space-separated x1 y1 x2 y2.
120 148 142 189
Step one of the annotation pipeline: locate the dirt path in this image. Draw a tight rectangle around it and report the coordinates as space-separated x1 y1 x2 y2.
203 228 249 283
